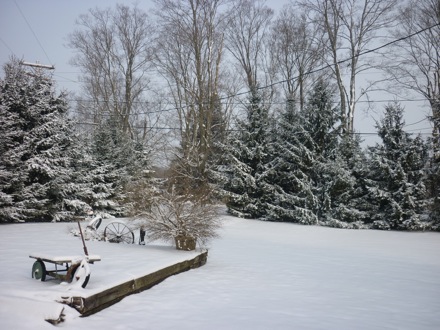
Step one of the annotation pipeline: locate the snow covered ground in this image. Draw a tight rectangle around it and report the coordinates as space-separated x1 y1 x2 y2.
0 213 439 329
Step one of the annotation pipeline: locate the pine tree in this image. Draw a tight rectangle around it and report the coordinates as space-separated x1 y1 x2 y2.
366 103 429 230
0 58 74 222
426 96 440 230
264 98 318 224
244 80 365 227
327 134 369 227
221 88 275 218
426 146 440 230
84 116 151 216
300 80 342 224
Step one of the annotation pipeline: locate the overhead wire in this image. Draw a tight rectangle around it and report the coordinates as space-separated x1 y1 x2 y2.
67 22 440 119
0 37 15 55
14 0 53 65
27 14 431 136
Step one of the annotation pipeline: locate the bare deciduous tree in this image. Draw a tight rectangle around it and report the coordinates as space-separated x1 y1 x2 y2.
68 4 155 139
153 0 232 195
385 0 440 140
300 0 397 133
269 3 325 111
224 0 274 91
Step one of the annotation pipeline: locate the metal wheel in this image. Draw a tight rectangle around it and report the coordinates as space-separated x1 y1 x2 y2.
72 265 90 288
104 221 134 244
81 274 90 288
87 215 102 231
32 260 46 281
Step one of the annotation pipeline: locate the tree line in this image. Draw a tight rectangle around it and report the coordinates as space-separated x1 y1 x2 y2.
0 0 439 230
220 81 438 230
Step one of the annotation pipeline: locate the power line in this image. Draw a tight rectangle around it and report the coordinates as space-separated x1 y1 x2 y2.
0 37 14 54
67 97 428 105
256 22 440 92
14 0 53 65
72 120 435 136
67 22 440 117
404 118 429 128
67 97 431 119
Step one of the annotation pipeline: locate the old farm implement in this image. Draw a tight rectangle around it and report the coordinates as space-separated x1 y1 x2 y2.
30 220 101 288
87 214 140 245
29 254 101 288
29 214 142 288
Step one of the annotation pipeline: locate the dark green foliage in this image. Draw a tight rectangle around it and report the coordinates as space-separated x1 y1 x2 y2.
79 117 151 216
365 103 429 230
426 96 440 230
222 88 275 218
0 58 74 222
264 97 318 224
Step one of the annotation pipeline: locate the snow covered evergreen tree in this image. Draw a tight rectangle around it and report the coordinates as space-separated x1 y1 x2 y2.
0 58 74 222
221 80 365 226
365 103 429 230
327 134 369 227
426 143 440 230
221 88 275 218
264 98 318 224
81 116 151 216
300 80 344 224
426 97 440 230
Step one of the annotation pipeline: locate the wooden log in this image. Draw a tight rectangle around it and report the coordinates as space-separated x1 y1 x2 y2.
68 251 208 316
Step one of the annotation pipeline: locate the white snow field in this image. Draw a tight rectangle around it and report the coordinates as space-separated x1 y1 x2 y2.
0 213 439 330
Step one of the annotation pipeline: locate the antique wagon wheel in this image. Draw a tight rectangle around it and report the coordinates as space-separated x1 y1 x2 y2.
104 221 134 244
71 260 91 288
32 260 46 281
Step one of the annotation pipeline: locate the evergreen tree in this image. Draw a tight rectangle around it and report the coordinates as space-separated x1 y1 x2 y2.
301 80 345 224
85 116 151 216
0 58 74 222
327 134 369 227
221 88 275 218
426 96 440 230
365 103 429 230
426 149 440 230
291 79 365 227
264 98 318 224
60 134 96 216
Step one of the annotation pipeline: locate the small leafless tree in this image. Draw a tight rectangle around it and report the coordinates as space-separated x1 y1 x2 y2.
135 188 222 249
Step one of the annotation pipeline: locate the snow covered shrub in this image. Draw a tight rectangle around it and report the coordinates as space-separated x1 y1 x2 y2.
295 207 319 225
321 218 368 229
400 218 428 231
430 221 440 231
62 199 93 218
136 189 222 250
371 220 391 230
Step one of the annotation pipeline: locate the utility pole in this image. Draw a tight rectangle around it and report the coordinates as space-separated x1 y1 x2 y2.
19 61 54 79
19 61 54 70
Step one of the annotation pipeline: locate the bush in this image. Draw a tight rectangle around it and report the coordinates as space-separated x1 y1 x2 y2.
136 189 222 250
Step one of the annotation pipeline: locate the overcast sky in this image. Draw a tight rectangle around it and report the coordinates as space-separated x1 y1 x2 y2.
0 0 157 93
0 0 432 146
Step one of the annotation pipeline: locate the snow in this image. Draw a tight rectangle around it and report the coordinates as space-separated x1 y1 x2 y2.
1 214 439 329
28 255 101 263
